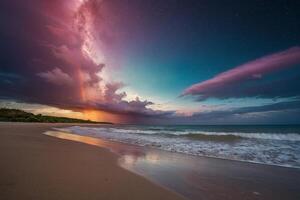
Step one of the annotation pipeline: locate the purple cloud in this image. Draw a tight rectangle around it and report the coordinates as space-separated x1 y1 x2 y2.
182 47 300 100
0 0 172 122
37 68 73 85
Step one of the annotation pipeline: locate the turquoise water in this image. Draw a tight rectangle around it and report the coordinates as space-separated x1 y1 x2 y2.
58 125 300 168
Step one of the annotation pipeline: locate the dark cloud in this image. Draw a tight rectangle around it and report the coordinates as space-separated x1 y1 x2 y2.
184 100 300 124
141 100 300 125
37 68 73 85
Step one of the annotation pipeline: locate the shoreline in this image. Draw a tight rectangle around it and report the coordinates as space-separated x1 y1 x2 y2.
1 122 300 200
51 127 300 170
0 123 185 200
45 128 300 200
55 125 300 170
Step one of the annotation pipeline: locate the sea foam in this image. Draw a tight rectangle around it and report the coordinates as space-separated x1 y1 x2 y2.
56 125 300 168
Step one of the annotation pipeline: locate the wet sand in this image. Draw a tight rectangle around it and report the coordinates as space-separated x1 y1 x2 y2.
45 129 300 200
0 123 184 200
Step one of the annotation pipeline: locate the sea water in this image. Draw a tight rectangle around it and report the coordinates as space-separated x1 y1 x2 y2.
57 125 300 168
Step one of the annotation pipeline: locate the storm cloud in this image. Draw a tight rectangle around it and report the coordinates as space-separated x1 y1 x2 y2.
0 0 169 121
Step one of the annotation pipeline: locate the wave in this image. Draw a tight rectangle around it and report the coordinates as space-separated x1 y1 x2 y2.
181 132 300 141
57 126 300 168
182 133 243 141
60 126 300 141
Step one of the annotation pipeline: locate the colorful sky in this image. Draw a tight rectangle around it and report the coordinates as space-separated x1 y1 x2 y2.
1 0 300 124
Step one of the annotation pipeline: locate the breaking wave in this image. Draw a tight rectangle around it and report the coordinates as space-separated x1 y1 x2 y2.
56 125 300 168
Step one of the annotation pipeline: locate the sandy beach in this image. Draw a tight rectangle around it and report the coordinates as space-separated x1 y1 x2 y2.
44 127 300 200
1 123 300 200
0 123 184 200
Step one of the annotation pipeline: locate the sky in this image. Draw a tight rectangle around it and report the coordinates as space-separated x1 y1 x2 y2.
0 0 300 124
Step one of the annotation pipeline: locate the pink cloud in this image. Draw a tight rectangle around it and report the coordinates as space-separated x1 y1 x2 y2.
182 47 300 99
36 0 170 118
37 68 73 85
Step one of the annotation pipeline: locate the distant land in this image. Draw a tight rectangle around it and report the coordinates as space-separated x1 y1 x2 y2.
0 108 112 124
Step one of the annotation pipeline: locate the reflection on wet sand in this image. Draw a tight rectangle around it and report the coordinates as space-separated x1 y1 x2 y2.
44 130 147 158
44 131 300 200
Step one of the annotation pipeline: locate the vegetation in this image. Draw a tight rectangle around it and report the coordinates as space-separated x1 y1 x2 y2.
0 108 112 124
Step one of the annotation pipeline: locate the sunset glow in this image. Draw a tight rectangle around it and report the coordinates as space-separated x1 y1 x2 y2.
1 0 300 124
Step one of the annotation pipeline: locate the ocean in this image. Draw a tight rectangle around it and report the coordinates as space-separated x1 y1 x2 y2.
57 125 300 168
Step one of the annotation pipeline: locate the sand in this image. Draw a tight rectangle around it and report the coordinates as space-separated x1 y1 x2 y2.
44 128 300 200
0 123 185 200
